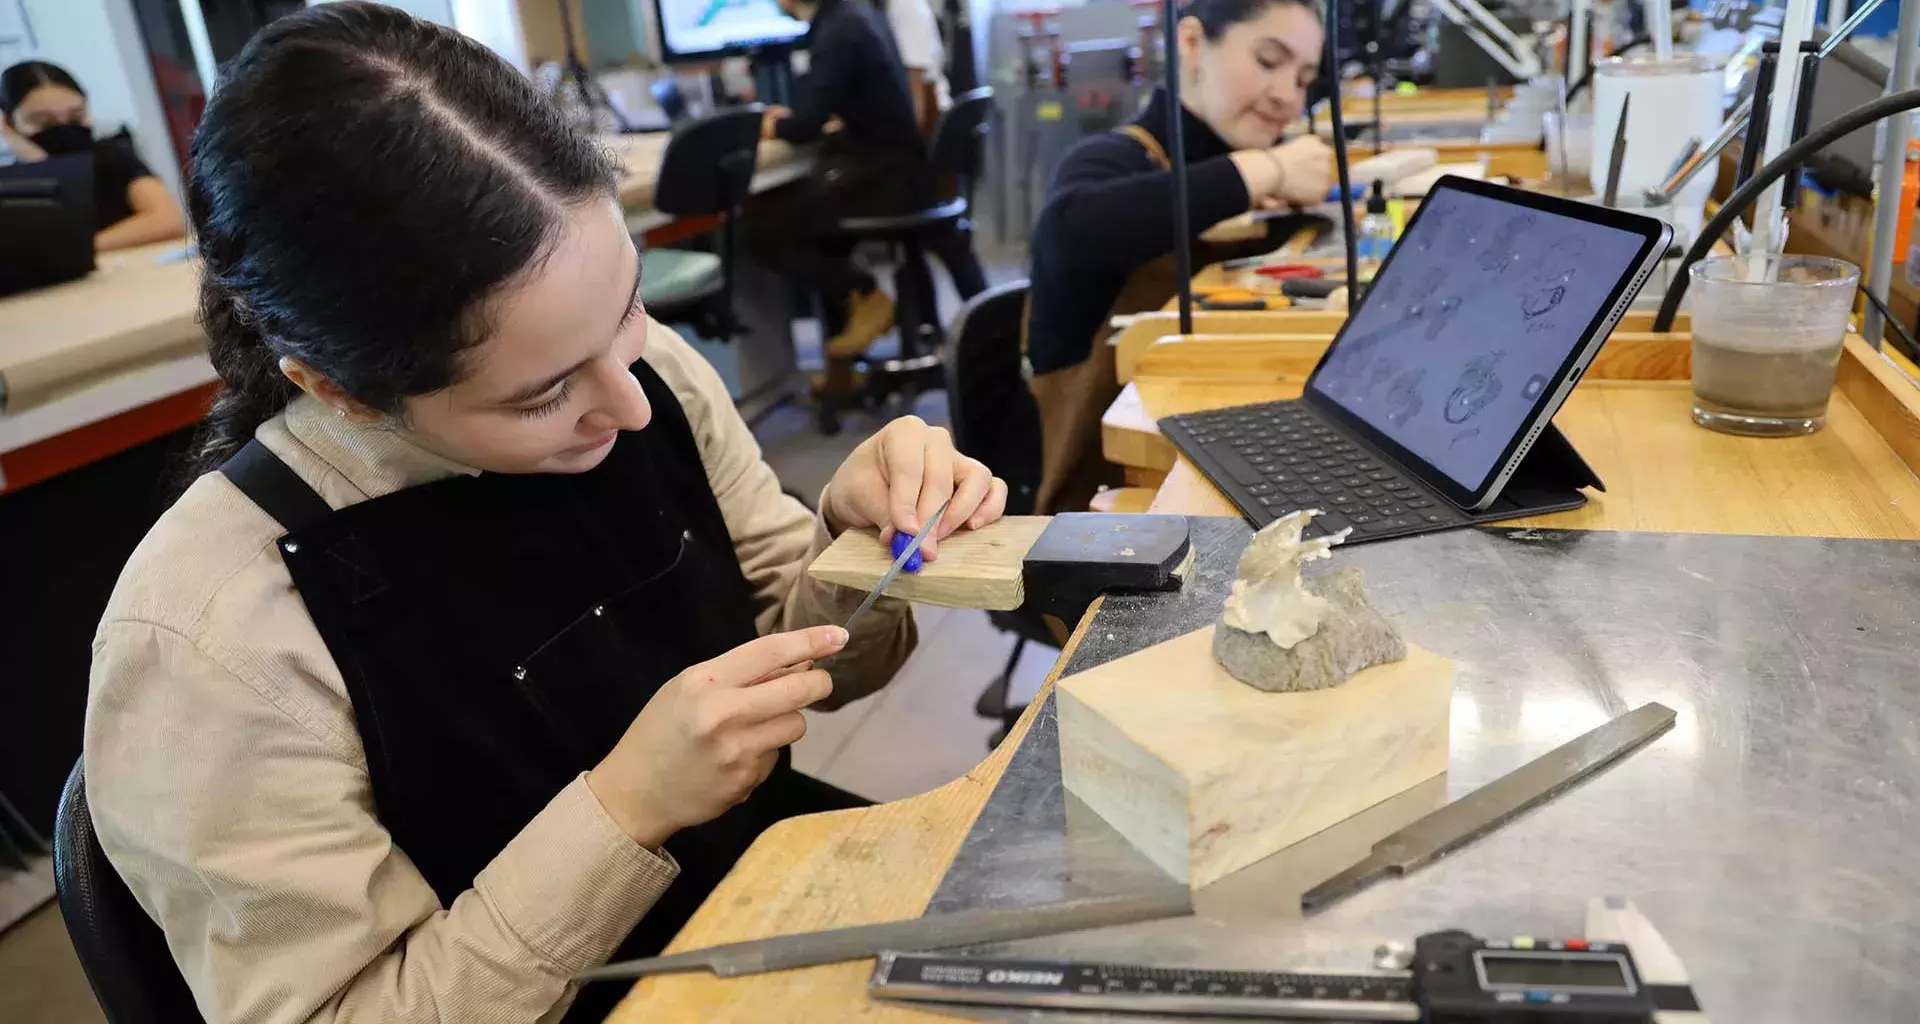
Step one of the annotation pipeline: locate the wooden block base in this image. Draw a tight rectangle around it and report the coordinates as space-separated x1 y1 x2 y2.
1058 626 1453 888
805 516 1052 610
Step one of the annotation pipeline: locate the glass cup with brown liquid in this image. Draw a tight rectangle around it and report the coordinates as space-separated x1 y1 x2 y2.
1688 254 1860 437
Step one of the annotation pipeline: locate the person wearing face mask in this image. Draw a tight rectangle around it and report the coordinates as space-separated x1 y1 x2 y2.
84 7 1006 1023
0 60 186 253
1024 0 1331 515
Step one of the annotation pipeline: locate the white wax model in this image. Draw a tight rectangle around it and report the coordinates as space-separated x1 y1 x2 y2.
1221 509 1354 648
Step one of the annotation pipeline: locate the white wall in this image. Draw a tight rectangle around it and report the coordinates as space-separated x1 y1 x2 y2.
452 0 531 72
310 0 530 72
15 0 181 196
339 0 453 22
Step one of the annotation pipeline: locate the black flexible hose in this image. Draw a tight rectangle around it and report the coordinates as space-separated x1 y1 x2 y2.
1165 0 1194 333
1858 281 1920 363
1653 87 1920 331
1324 0 1360 301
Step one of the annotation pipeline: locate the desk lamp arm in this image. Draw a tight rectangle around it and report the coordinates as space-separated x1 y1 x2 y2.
1426 0 1542 81
1652 87 1920 332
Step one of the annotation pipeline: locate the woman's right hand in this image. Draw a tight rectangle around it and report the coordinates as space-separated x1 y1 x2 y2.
586 625 848 848
1230 136 1334 210
1 121 46 163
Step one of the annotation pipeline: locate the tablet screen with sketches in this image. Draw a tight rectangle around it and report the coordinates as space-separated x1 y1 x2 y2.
1308 183 1652 493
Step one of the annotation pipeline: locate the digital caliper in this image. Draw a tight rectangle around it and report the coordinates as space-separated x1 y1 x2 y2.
870 897 1708 1022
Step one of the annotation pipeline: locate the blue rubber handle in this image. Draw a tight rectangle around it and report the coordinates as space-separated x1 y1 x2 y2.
890 531 924 574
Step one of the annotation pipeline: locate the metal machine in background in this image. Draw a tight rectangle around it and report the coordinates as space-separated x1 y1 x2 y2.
981 1 1159 245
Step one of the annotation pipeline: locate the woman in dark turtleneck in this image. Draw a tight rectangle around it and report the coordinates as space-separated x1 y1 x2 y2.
1025 0 1329 514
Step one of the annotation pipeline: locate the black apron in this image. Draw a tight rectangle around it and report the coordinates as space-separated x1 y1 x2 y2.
1027 125 1280 515
219 360 863 1022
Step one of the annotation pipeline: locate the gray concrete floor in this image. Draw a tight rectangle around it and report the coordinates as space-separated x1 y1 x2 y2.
0 241 1038 1018
0 902 103 1024
756 240 1052 798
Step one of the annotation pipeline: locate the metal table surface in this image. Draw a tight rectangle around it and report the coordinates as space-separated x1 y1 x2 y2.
922 519 1920 1023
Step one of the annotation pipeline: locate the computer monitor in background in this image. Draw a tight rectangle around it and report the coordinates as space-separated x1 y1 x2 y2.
0 152 96 298
653 0 807 64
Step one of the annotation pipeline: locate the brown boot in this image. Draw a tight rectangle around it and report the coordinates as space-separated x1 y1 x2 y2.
824 288 895 359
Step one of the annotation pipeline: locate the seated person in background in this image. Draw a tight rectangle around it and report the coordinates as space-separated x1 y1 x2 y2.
752 0 931 384
1 60 186 253
884 0 989 304
1023 0 1331 515
885 0 951 136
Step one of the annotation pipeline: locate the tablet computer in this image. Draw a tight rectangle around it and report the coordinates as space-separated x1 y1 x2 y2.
1303 176 1672 510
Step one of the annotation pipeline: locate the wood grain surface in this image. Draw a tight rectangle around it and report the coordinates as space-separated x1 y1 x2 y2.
1111 310 1692 383
1059 630 1452 887
608 599 1108 1023
805 517 1053 610
0 244 202 413
1103 329 1697 475
1137 378 1920 540
1836 337 1920 479
1088 487 1157 514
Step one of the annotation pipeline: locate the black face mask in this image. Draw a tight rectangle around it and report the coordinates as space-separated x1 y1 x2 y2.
28 122 92 156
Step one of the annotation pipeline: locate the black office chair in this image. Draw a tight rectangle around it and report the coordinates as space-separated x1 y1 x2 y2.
942 280 1052 744
820 87 995 432
641 106 764 342
53 759 205 1024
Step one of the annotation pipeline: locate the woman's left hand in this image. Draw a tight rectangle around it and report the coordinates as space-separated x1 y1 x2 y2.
821 416 1007 562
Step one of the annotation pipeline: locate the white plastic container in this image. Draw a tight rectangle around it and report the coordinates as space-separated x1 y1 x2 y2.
1592 54 1722 241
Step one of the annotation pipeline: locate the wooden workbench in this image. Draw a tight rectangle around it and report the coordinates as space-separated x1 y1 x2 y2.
0 243 210 493
609 329 1920 1021
1107 332 1920 539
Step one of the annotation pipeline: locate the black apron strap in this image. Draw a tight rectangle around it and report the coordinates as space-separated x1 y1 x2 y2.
218 439 334 533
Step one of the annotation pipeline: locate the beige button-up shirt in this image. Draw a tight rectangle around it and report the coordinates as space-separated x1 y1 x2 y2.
85 321 915 1023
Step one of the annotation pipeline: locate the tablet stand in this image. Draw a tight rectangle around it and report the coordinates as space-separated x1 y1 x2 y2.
1469 420 1606 521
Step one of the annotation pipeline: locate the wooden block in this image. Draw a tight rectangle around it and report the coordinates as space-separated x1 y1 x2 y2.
1836 335 1920 479
805 516 1052 611
1121 465 1168 488
1347 147 1439 187
1058 626 1453 888
1089 487 1156 514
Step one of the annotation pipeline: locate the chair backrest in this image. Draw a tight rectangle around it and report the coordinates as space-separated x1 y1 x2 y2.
943 280 1039 516
928 87 994 189
53 759 205 1024
653 106 765 218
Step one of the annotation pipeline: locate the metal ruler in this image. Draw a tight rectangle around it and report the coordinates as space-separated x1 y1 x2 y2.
871 899 1707 1022
872 953 1418 1020
574 889 1193 983
1303 702 1677 911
